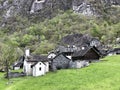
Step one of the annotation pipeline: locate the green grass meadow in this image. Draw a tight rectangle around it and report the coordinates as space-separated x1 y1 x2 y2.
0 55 120 90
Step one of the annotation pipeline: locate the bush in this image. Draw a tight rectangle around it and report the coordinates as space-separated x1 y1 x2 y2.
33 40 56 54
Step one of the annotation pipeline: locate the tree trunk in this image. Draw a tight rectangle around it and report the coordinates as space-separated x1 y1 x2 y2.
6 60 9 80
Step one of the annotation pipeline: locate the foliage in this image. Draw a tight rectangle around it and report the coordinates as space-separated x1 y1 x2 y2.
27 11 120 45
33 40 56 54
0 42 23 70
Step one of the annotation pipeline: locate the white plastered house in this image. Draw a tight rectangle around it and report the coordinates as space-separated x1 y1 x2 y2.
23 49 49 77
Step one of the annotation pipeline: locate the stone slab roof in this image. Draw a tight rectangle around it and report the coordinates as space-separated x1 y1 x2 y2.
27 55 49 62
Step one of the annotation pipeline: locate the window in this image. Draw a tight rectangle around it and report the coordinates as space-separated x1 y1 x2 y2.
39 63 41 65
39 67 41 71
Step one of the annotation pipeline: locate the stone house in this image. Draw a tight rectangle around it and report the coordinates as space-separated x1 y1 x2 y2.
50 45 101 70
108 48 120 56
31 59 49 76
50 53 71 71
13 62 23 70
23 55 49 76
13 56 25 70
69 46 101 68
72 46 101 63
55 45 77 59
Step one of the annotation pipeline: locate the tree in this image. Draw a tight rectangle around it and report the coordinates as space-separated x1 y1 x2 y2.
0 43 23 72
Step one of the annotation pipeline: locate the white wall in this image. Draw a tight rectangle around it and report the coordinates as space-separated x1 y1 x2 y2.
108 52 116 56
32 62 46 77
48 53 56 59
23 60 27 73
25 49 30 56
70 60 89 69
76 61 89 68
23 60 34 76
14 67 20 70
23 57 49 77
76 61 83 68
44 62 49 72
66 56 72 59
35 0 46 3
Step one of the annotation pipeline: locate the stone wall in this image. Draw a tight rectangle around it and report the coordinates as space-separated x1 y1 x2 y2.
69 60 89 69
51 54 71 71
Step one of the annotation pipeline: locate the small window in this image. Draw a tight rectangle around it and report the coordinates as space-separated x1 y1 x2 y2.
39 67 41 71
39 63 41 65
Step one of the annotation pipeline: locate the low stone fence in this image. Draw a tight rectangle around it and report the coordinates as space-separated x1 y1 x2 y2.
4 72 26 78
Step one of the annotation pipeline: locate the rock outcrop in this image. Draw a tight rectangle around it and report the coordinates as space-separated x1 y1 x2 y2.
0 0 120 27
0 0 120 16
72 0 120 16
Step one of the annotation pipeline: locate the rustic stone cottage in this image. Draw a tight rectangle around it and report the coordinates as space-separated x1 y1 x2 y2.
13 56 25 70
13 62 23 70
72 46 101 63
69 46 101 68
23 55 49 76
55 45 77 59
108 48 120 56
49 44 102 70
50 53 71 71
60 33 107 56
23 49 49 76
60 34 93 46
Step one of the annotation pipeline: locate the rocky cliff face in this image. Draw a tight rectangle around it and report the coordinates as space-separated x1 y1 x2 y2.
0 0 34 27
0 0 120 17
0 0 33 17
72 0 120 16
0 0 120 27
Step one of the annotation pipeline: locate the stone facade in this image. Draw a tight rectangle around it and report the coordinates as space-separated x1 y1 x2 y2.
51 54 71 71
108 48 120 56
69 60 89 69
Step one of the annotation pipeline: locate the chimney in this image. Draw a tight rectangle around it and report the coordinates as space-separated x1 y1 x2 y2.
25 49 30 56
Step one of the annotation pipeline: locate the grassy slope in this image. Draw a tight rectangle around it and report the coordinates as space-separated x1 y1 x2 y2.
0 55 120 90
0 73 7 90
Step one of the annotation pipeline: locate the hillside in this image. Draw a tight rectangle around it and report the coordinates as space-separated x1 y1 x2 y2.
0 55 120 90
0 0 120 74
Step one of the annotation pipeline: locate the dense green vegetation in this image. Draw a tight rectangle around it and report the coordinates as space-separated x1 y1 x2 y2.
1 10 120 50
0 55 120 90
